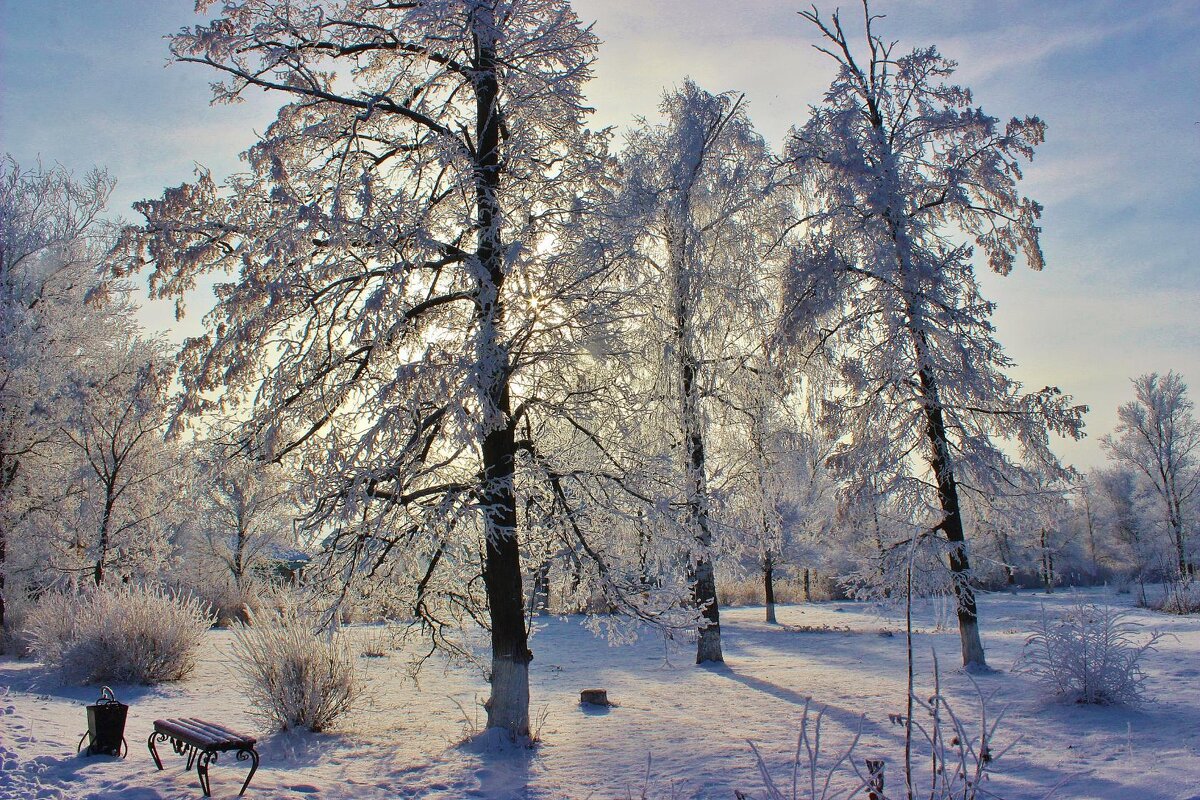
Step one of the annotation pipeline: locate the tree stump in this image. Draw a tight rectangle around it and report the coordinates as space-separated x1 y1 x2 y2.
579 689 610 706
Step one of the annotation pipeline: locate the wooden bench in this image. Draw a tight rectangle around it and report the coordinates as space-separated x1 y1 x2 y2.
147 717 260 797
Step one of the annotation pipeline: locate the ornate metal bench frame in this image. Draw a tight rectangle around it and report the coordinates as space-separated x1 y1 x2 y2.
147 718 260 797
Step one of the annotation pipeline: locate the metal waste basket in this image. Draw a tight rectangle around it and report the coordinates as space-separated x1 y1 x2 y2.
78 686 128 757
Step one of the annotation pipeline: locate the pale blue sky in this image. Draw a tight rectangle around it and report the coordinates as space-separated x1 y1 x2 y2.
2 0 1197 469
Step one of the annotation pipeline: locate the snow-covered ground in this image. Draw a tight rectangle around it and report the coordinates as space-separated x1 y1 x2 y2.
2 587 1198 800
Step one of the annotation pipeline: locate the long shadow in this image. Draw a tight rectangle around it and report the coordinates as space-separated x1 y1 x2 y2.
699 661 893 740
0 659 164 705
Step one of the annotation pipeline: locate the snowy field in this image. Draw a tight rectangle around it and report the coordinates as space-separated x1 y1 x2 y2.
3 588 1199 800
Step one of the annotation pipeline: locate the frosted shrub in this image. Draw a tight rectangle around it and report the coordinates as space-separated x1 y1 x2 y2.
25 584 213 684
1017 601 1163 704
1145 580 1200 615
231 607 359 732
1 593 36 657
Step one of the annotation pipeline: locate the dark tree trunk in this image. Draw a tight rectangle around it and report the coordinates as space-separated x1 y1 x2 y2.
94 489 116 586
682 352 722 663
917 358 987 668
666 218 722 664
803 567 811 602
996 530 1017 590
0 455 12 630
0 522 6 631
473 11 530 736
763 554 777 624
233 521 246 589
1040 528 1055 593
1081 488 1098 575
880 123 986 668
873 510 890 599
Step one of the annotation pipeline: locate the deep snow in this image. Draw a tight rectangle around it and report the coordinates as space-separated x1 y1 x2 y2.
2 588 1199 799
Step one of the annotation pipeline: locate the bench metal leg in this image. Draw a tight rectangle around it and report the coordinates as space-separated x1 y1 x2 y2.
236 748 260 796
197 750 214 797
147 732 164 771
148 727 259 796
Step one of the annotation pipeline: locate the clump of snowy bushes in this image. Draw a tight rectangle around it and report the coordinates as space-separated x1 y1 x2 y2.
1144 580 1200 615
231 606 359 732
25 584 213 684
1 595 34 656
1017 600 1164 705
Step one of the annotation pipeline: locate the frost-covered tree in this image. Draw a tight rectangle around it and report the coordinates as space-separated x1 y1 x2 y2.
117 0 612 736
1091 466 1164 597
60 335 175 586
783 3 1085 668
723 365 836 622
1102 372 1200 578
193 436 296 591
617 81 791 662
0 156 120 629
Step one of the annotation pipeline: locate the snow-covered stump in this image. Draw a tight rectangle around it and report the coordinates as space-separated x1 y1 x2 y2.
579 689 609 707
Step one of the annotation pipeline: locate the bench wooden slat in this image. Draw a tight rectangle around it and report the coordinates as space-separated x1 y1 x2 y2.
155 717 256 750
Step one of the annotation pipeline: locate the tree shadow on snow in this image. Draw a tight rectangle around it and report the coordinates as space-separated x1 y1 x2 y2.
0 660 164 705
699 661 893 739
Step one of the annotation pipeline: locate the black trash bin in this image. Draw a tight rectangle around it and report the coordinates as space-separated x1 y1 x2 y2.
78 686 128 757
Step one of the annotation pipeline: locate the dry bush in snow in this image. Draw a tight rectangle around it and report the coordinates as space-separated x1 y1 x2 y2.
1144 580 1200 615
1017 600 1164 705
1 594 35 657
231 606 359 732
25 584 212 684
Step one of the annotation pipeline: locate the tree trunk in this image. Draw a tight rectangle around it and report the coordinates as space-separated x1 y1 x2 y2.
1040 529 1054 593
95 489 116 586
803 567 811 603
996 530 1017 590
1081 488 1098 576
0 522 6 632
763 554 777 624
667 218 722 664
881 133 986 668
1171 496 1189 579
0 455 12 630
233 520 246 589
917 359 987 669
473 11 531 737
682 346 721 664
